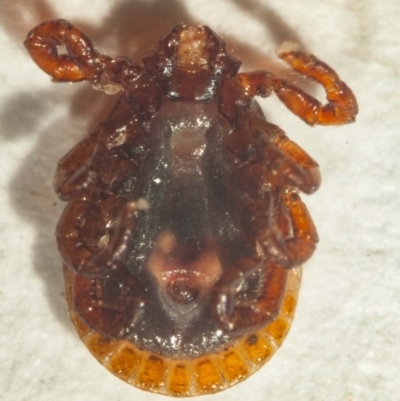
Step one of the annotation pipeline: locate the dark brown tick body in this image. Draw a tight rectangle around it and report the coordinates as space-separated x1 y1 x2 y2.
24 20 358 396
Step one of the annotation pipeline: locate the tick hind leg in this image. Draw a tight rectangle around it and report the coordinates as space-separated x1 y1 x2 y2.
60 198 148 337
212 258 287 335
273 45 358 125
72 267 146 338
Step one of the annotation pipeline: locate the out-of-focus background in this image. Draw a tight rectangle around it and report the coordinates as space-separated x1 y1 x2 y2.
0 1 399 400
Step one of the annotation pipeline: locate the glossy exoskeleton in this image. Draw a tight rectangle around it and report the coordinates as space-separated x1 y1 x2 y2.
24 20 358 396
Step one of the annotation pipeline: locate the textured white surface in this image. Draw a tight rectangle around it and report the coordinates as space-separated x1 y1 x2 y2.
0 1 399 400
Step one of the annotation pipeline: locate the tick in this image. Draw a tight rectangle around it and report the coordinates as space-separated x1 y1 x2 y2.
24 20 358 396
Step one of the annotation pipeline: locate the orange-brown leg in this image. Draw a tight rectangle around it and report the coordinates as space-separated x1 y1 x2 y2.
56 199 139 276
257 191 319 268
24 19 107 82
236 49 358 126
273 47 358 125
24 19 141 93
54 135 99 200
254 129 321 194
73 269 146 338
228 113 320 268
282 191 319 266
226 112 321 195
272 135 321 193
212 258 287 335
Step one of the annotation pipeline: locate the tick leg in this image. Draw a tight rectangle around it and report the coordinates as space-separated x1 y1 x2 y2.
56 199 143 276
23 19 144 94
281 191 319 266
254 129 321 194
228 113 319 268
226 113 321 194
54 135 99 200
24 19 110 82
55 136 137 201
257 191 319 268
273 135 321 192
212 258 287 334
72 269 146 338
25 20 162 112
236 71 274 98
273 46 358 125
54 100 149 200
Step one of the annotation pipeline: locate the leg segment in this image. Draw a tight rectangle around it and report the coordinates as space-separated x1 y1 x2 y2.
273 134 321 191
54 99 149 201
24 19 109 82
254 129 321 194
257 191 318 268
236 48 358 126
273 47 358 125
227 112 319 268
226 113 321 194
73 268 146 338
24 19 142 92
24 20 161 113
54 135 99 200
212 258 287 335
56 199 144 276
281 191 318 266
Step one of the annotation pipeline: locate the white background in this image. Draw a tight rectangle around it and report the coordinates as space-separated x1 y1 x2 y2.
0 1 399 400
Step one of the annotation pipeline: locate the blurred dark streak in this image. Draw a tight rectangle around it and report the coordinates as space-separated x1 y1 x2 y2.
232 0 304 48
0 0 305 332
0 0 56 40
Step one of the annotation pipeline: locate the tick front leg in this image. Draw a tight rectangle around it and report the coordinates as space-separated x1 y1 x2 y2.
273 45 358 125
212 258 287 335
283 191 319 266
24 19 110 82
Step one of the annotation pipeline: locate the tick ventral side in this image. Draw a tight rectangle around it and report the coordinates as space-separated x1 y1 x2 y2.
24 20 358 396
